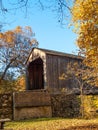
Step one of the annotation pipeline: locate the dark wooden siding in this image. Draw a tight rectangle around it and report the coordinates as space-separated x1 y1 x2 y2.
46 55 59 90
58 56 69 89
46 54 82 90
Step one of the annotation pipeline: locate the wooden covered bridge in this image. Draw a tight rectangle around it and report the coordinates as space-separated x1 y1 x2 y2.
26 48 83 93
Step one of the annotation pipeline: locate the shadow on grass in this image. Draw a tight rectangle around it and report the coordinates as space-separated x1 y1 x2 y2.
10 117 91 123
12 117 65 123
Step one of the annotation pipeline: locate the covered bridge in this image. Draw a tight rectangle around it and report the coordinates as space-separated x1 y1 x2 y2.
26 48 83 93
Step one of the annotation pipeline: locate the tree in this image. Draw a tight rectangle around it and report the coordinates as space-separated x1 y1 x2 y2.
0 71 16 93
0 72 26 93
15 75 26 91
72 0 98 85
0 26 38 81
65 62 95 118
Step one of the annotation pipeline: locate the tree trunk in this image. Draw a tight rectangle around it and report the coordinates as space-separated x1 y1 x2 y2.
0 64 10 80
80 84 84 118
0 57 17 82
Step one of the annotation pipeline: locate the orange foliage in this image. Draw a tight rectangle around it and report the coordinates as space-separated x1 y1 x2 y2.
15 76 25 91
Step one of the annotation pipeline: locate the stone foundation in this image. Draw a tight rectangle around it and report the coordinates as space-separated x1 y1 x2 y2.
51 93 80 118
0 93 13 119
1 91 98 120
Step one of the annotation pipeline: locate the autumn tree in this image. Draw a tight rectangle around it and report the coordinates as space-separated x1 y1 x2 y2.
0 69 25 93
72 0 98 85
66 62 95 118
0 26 38 81
15 75 26 91
0 72 16 93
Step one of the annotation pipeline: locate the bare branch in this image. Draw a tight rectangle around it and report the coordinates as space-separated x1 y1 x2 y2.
58 0 72 13
38 0 44 10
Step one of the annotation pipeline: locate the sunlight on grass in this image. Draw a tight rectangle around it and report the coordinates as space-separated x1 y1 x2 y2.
5 118 98 130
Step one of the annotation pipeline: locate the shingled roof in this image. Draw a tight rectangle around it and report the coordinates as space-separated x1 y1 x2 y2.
26 48 84 64
37 48 84 60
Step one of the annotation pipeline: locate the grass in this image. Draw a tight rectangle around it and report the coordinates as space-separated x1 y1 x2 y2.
5 117 98 130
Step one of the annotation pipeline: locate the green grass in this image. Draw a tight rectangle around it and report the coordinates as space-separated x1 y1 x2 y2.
5 118 98 130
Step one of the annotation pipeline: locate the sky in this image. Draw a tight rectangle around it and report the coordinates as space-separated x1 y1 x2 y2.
1 0 79 54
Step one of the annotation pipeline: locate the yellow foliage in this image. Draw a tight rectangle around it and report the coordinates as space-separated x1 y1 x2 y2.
15 26 22 33
15 76 25 91
72 0 98 86
0 79 15 93
0 33 4 39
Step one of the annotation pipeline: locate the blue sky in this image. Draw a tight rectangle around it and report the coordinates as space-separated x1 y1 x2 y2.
1 0 78 54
